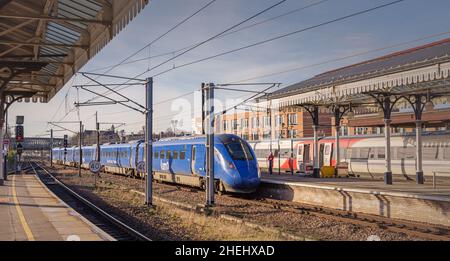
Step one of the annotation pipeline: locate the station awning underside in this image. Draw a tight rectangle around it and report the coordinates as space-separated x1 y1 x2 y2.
0 0 149 104
266 38 450 111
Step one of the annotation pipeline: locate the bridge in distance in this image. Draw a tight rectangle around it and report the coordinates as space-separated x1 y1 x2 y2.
7 137 63 150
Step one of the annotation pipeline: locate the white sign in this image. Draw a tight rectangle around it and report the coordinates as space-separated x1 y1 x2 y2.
136 161 146 174
89 161 102 173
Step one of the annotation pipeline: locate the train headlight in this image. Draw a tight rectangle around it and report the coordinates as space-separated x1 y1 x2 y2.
228 161 235 169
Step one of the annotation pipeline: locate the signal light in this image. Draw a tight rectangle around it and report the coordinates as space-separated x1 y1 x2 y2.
15 125 24 142
63 135 68 148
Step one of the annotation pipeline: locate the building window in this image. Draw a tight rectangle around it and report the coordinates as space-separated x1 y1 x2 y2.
252 117 259 128
275 115 283 127
289 129 297 138
263 116 271 127
232 119 238 130
340 126 349 136
241 118 248 128
275 130 281 139
356 127 368 135
252 132 259 140
288 114 297 125
243 134 249 140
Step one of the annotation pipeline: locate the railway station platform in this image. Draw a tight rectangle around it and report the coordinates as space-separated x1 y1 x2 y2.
0 173 111 241
259 173 450 227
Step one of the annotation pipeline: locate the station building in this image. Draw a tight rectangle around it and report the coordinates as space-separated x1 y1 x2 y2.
200 38 450 141
212 109 333 141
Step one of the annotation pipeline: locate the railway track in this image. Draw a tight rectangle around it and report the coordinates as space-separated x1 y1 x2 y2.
148 179 450 240
224 194 450 241
46 161 450 241
29 161 151 241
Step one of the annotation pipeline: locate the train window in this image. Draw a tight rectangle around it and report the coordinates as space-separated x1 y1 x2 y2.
359 148 369 159
166 150 172 159
160 150 165 159
154 152 159 159
350 148 359 159
180 151 186 160
423 147 438 160
223 140 254 160
324 146 330 155
369 149 376 159
397 147 415 159
444 148 450 160
279 149 290 158
173 151 179 160
377 149 385 159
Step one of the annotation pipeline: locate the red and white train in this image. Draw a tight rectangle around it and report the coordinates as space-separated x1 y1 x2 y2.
248 132 450 178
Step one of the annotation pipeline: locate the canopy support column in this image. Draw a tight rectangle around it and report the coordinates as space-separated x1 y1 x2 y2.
312 123 320 178
370 93 401 185
332 104 351 170
384 118 392 185
298 105 320 178
415 120 424 184
404 93 431 185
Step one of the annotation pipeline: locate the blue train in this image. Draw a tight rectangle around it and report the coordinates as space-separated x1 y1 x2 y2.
52 134 260 193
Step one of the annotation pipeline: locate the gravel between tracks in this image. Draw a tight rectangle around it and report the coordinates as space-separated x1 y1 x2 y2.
47 164 428 241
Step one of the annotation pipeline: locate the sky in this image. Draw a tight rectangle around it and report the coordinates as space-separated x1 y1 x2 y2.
8 0 450 138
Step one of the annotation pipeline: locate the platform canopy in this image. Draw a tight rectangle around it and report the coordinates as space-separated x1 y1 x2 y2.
266 38 450 110
0 0 150 103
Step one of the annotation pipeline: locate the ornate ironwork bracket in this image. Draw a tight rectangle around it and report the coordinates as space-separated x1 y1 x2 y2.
401 91 434 121
330 104 351 127
369 92 403 119
294 104 320 126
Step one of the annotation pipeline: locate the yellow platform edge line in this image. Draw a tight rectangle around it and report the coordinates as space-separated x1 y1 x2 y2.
12 175 35 241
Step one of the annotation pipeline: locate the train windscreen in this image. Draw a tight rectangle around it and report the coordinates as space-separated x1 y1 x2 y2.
224 140 254 161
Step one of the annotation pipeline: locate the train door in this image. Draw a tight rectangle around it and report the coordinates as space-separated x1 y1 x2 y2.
322 143 333 166
319 144 325 167
191 145 206 176
304 144 311 164
296 144 304 172
191 146 196 174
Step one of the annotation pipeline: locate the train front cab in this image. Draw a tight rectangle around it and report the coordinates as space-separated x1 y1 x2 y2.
216 135 260 193
151 135 260 194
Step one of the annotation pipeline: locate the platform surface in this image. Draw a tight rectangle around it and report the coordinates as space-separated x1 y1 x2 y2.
0 173 109 241
261 173 450 201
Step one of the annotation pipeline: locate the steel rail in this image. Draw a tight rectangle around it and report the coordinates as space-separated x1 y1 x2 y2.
49 160 450 241
30 162 151 241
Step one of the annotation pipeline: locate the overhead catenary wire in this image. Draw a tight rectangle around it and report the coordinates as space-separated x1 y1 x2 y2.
81 0 218 83
85 0 288 102
42 74 78 134
228 29 450 83
60 0 412 131
150 0 406 79
141 0 288 74
86 0 329 73
112 0 405 94
56 26 450 131
92 28 450 122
